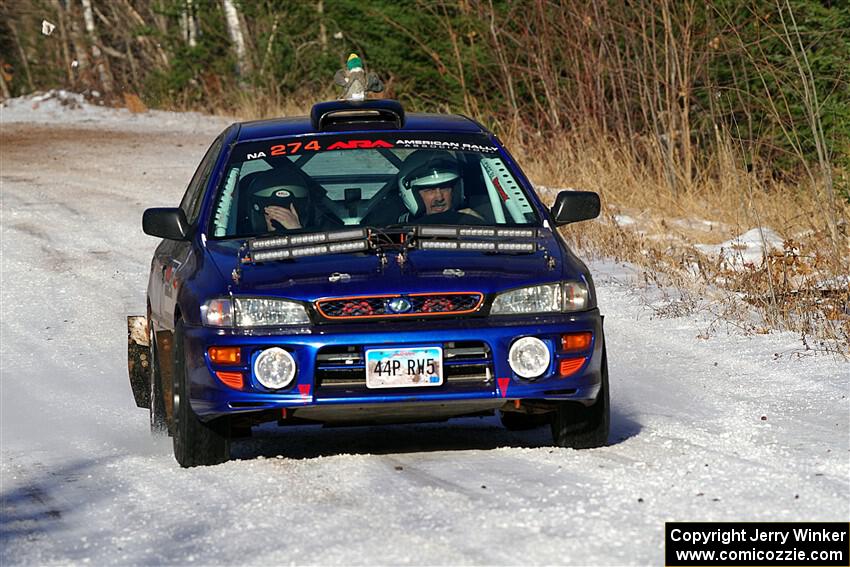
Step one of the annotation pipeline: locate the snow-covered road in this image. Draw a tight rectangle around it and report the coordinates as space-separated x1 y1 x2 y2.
1 101 848 565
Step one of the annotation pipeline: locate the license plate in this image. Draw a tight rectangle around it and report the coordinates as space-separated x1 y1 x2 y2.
365 346 443 389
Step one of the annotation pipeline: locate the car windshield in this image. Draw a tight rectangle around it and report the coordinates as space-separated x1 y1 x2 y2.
209 133 540 238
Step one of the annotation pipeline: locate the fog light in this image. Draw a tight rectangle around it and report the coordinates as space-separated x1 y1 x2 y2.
508 337 550 378
253 347 296 389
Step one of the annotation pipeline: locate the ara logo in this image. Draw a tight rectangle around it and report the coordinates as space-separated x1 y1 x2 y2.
326 139 394 150
246 151 267 160
387 297 412 314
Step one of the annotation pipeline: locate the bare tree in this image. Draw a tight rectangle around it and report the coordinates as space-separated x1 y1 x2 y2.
222 0 250 78
80 0 114 94
7 18 34 92
317 0 327 53
0 66 10 99
50 0 75 85
179 0 197 48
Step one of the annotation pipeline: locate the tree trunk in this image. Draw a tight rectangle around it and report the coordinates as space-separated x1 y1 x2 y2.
80 0 114 94
222 0 249 78
0 67 11 99
123 0 170 69
187 0 197 47
51 0 75 85
179 0 197 47
67 1 92 86
318 0 327 53
259 15 279 78
8 20 35 92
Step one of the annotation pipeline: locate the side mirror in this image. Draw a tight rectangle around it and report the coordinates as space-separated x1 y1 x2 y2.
142 208 191 241
550 191 601 226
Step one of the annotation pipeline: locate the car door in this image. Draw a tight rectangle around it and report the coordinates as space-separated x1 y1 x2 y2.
151 134 224 331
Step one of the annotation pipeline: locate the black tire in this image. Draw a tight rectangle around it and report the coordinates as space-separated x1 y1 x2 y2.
149 323 168 436
499 411 549 431
172 319 230 467
550 347 610 449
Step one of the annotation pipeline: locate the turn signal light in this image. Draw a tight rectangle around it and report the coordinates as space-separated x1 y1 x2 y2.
559 357 587 377
215 370 244 389
209 346 241 364
561 332 592 352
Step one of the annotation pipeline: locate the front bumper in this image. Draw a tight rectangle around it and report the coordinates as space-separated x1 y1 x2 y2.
184 310 605 421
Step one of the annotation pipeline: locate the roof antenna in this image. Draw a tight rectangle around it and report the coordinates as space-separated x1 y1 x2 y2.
334 53 383 101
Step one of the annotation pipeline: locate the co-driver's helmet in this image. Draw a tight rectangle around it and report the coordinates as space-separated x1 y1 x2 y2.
398 150 464 217
247 169 313 232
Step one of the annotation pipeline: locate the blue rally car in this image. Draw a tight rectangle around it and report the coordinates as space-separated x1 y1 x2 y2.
127 99 608 467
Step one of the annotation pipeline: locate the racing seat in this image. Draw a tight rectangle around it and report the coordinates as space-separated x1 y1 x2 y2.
234 171 264 235
235 164 344 235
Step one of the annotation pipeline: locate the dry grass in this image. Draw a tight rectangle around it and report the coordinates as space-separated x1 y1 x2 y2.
515 132 849 353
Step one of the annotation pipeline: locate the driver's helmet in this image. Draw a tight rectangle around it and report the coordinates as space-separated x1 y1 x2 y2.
398 150 464 217
247 169 313 232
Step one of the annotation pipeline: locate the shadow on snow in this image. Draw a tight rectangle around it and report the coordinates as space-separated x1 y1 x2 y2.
232 402 642 461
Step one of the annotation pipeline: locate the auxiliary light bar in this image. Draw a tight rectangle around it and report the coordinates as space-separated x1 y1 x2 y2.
497 228 536 238
418 226 536 239
419 240 535 253
251 248 291 262
250 228 368 252
250 240 369 262
246 229 368 263
459 241 496 251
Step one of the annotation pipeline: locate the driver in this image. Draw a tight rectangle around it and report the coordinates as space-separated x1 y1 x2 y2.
398 151 482 222
247 170 313 232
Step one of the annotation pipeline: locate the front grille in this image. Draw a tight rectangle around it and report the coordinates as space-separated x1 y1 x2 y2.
315 341 493 395
316 292 483 320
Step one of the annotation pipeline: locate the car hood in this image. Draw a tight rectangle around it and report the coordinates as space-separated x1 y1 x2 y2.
205 231 581 301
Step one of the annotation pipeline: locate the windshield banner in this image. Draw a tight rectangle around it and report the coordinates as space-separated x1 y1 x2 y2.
231 133 500 162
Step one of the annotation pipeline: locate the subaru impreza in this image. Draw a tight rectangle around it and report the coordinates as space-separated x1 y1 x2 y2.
127 99 608 467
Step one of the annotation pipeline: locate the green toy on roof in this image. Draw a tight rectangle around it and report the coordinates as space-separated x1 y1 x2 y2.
333 53 384 101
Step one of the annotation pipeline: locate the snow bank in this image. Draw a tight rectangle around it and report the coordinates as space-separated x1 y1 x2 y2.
695 227 785 270
1 89 229 134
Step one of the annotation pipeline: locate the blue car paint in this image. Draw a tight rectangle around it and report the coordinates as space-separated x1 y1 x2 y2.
184 311 603 420
146 111 604 424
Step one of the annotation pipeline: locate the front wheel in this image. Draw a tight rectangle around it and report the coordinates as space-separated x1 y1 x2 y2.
550 347 610 449
172 320 230 467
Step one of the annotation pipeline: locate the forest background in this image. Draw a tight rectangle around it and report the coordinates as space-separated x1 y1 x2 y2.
1 0 848 347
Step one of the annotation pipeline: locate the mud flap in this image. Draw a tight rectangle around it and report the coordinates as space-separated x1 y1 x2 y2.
127 315 151 409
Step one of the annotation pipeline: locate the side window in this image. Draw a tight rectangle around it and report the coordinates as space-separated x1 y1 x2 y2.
180 135 224 223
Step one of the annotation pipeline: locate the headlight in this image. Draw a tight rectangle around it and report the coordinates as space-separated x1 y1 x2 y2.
491 283 561 314
201 297 310 327
490 281 590 315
